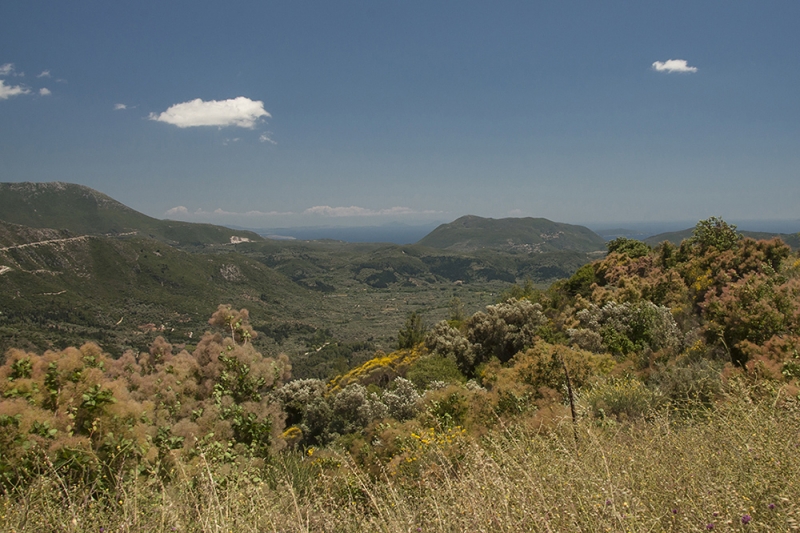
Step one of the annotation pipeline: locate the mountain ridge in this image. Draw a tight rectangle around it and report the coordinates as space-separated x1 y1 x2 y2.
0 181 263 246
417 215 607 253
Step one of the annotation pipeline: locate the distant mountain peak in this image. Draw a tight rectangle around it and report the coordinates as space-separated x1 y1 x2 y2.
417 215 606 253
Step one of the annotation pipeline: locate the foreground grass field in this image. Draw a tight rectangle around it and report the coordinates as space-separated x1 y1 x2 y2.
3 384 798 532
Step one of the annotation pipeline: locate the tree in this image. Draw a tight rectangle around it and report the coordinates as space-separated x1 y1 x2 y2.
690 217 740 252
607 237 651 259
397 311 427 349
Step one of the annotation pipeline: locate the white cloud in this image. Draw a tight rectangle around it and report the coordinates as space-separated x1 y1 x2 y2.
0 63 14 76
165 206 190 216
114 103 127 110
149 97 270 129
39 87 51 96
210 207 292 216
166 205 292 218
244 209 292 216
37 70 51 78
303 205 437 217
652 59 698 73
259 132 277 144
0 79 30 99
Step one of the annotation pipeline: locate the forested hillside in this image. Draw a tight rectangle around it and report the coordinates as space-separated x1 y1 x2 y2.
0 182 262 245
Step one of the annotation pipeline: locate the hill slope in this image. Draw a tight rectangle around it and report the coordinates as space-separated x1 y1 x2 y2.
417 215 607 253
0 182 262 246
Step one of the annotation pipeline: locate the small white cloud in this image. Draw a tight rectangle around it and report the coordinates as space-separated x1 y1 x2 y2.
652 59 698 73
222 137 241 146
165 206 190 216
168 206 292 218
259 132 277 145
0 63 14 76
0 79 30 99
37 70 51 78
244 209 292 216
149 97 270 129
304 205 437 217
210 207 292 216
114 103 127 110
39 87 51 96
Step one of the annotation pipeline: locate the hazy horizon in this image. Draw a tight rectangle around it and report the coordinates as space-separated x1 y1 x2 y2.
223 217 800 245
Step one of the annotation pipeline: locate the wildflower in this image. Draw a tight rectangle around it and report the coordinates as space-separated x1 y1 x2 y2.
672 509 678 514
768 503 776 510
741 514 752 524
706 524 714 530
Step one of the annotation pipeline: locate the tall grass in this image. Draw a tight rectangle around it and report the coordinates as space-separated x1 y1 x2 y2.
3 389 799 532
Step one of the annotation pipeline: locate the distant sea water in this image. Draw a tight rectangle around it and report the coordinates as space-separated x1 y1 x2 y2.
251 223 443 245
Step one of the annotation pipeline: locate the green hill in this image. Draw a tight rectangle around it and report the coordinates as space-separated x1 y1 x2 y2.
417 215 607 253
0 182 262 246
0 220 309 355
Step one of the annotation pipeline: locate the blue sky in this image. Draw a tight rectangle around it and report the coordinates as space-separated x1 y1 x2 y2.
1 1 799 229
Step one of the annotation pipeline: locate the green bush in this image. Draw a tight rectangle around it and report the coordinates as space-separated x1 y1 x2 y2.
607 237 651 258
406 354 466 390
649 359 723 407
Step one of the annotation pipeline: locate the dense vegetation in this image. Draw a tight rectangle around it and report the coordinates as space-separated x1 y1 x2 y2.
2 218 800 530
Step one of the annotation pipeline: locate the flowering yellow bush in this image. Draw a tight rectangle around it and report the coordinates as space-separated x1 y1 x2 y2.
328 345 424 392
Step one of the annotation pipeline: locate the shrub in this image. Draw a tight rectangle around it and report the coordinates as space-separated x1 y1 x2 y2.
425 321 475 375
423 387 469 430
579 377 659 422
649 358 723 407
573 300 681 357
465 298 547 365
330 384 387 435
382 378 421 421
513 342 606 399
406 353 466 389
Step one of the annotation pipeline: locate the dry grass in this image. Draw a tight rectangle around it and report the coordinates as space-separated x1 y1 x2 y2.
3 389 800 532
